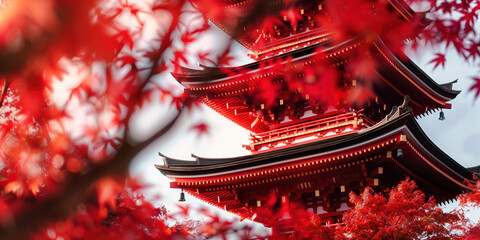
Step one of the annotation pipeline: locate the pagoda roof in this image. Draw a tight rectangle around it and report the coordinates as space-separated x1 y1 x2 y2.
400 59 460 99
172 36 459 133
156 101 473 222
372 38 460 102
191 0 430 54
172 35 337 83
156 104 473 186
175 37 459 102
176 36 458 99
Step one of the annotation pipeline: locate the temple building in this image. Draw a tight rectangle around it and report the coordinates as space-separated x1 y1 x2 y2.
156 0 475 229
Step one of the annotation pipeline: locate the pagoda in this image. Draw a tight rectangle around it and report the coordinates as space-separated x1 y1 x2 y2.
156 0 475 228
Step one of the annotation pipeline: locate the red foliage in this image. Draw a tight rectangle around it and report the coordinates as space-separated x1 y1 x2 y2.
190 122 209 137
458 176 480 207
469 78 480 99
458 178 480 239
30 178 176 240
429 53 447 69
342 179 468 240
0 0 479 239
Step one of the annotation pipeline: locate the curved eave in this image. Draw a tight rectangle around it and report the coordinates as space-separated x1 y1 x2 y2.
374 38 460 104
401 114 472 179
171 37 355 84
400 58 461 99
175 36 458 106
156 112 473 183
156 129 369 176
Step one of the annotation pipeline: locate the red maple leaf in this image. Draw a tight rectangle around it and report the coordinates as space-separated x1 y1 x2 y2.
180 31 196 45
217 48 235 67
176 203 190 217
459 9 478 30
114 30 135 49
116 55 137 68
465 40 480 60
172 49 189 73
137 88 153 109
190 20 210 35
127 5 141 17
429 53 446 69
170 92 201 111
436 1 455 14
174 49 188 64
469 77 480 99
197 51 215 65
104 136 122 149
141 46 163 64
190 122 209 137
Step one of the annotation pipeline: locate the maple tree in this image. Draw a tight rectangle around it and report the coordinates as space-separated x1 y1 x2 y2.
341 179 468 240
0 0 479 239
241 179 473 240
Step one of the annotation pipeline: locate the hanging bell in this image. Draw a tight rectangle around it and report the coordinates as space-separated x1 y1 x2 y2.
179 189 186 202
396 148 403 160
438 109 445 121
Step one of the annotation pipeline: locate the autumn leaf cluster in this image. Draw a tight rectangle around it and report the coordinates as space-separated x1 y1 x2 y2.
0 0 479 239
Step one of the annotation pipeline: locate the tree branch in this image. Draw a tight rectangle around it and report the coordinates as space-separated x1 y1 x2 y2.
0 0 189 238
0 112 182 239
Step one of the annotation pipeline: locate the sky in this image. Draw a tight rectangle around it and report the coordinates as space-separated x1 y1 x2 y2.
127 15 480 234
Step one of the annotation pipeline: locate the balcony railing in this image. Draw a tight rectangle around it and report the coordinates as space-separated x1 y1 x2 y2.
245 110 374 151
250 28 333 59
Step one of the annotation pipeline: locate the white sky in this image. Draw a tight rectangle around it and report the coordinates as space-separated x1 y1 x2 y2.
127 18 480 233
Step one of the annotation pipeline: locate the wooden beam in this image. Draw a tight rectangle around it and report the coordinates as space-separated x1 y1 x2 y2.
169 182 182 188
218 195 236 203
226 101 244 109
369 166 384 177
233 165 366 201
170 182 207 191
235 108 251 115
366 178 380 187
224 203 244 211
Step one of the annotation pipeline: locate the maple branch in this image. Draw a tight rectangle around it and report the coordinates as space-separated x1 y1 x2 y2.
0 112 182 239
0 76 11 109
122 0 186 138
0 33 54 75
378 212 391 227
140 1 185 90
0 1 190 238
393 215 402 228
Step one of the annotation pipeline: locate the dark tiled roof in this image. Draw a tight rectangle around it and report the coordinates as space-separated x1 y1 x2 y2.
157 109 472 179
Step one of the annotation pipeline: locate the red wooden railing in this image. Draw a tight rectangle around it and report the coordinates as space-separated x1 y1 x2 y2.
250 28 333 59
245 110 374 151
